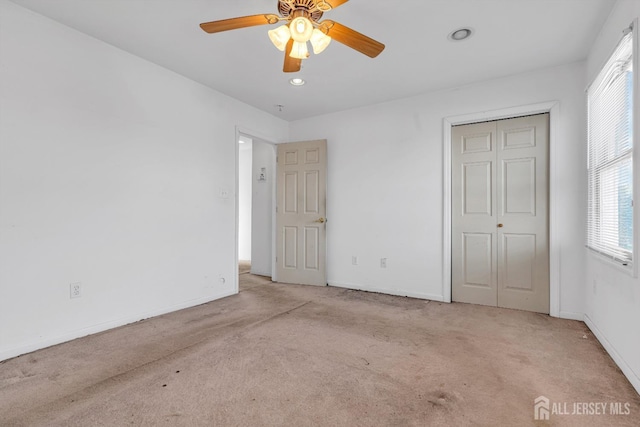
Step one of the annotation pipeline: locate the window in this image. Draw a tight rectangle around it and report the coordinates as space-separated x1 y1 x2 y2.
587 27 634 264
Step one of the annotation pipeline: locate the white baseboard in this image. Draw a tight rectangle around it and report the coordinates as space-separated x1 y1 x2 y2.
0 290 237 362
559 311 584 321
584 314 640 395
328 281 445 302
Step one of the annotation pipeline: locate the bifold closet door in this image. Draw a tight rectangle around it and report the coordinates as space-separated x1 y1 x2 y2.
452 114 549 314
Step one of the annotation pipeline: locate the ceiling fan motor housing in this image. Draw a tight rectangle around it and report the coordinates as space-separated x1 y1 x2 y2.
278 0 324 22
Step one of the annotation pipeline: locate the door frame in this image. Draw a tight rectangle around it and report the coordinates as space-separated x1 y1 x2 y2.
443 101 561 317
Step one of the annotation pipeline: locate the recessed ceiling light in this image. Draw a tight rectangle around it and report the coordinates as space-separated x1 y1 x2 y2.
448 28 473 41
290 78 306 86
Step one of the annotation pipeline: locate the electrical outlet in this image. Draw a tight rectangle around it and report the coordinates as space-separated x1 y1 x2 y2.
352 256 358 265
380 258 387 268
70 282 81 299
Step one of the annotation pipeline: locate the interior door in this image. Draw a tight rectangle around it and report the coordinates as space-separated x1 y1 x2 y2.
452 114 549 313
275 140 327 286
451 121 499 306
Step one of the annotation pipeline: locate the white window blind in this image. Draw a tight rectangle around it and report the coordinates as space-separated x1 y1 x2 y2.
587 28 634 263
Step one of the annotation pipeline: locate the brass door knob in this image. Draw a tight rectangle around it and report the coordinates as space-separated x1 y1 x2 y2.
497 223 504 228
314 217 326 224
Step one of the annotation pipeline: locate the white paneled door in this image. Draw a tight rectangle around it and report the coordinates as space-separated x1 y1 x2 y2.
452 114 549 313
276 140 327 286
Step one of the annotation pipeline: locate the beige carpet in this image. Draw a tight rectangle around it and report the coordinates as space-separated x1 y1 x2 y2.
1 272 638 426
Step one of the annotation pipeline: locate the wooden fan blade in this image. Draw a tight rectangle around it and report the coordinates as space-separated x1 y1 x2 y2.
320 20 385 58
283 39 302 73
324 0 349 9
200 14 279 34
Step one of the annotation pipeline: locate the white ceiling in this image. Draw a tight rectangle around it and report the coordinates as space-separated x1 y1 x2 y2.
9 0 616 121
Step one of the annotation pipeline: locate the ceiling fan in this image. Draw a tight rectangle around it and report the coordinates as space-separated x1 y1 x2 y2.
199 0 385 73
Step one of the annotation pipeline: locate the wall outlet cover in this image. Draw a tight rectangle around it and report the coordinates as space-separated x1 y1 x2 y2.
70 282 81 299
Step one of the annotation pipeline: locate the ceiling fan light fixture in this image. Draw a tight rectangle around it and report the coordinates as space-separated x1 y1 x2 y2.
290 16 314 42
310 28 331 54
289 41 310 59
268 25 291 51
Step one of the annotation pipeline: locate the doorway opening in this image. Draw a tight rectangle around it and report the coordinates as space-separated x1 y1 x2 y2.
237 133 276 281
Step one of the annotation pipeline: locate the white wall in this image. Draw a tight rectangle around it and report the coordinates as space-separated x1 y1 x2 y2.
290 61 587 316
250 140 275 277
583 0 640 394
238 139 253 260
0 1 288 361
